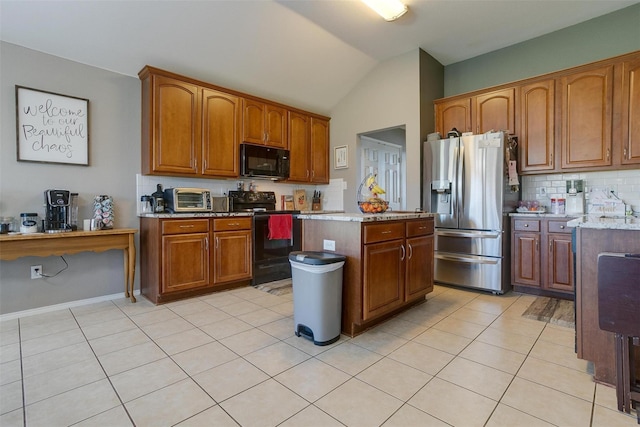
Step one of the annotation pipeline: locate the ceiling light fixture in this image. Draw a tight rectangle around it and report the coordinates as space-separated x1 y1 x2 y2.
361 0 408 22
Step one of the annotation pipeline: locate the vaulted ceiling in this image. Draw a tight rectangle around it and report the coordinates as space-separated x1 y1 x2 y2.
1 0 636 115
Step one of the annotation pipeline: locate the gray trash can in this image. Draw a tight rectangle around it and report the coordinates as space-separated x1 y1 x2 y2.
289 251 346 346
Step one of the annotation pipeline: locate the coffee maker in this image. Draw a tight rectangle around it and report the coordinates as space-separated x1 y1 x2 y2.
565 180 585 215
44 190 78 233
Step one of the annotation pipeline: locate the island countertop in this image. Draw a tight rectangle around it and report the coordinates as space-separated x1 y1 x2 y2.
296 211 434 222
567 214 640 230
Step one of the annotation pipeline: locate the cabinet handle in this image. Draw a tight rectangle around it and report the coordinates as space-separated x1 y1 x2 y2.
524 224 529 227
550 153 553 166
535 240 538 251
205 237 208 251
549 241 552 253
624 148 628 159
418 226 427 230
401 244 405 261
215 237 219 249
606 148 610 160
306 170 310 178
179 225 195 228
408 243 413 259
381 230 392 234
560 225 565 229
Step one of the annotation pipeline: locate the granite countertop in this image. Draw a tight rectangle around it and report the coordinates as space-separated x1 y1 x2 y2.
139 212 253 218
567 215 640 230
509 212 579 218
296 211 434 222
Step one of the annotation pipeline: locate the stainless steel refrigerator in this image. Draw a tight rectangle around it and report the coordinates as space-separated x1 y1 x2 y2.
422 131 519 294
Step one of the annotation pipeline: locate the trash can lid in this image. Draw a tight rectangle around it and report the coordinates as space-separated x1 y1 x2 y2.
289 251 346 265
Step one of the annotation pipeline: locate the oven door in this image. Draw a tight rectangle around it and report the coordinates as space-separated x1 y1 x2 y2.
252 213 301 285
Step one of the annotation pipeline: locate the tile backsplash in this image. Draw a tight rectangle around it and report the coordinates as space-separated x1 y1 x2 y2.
135 174 345 214
521 169 640 213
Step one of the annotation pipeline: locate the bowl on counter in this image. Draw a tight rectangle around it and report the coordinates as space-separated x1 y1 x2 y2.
358 199 389 214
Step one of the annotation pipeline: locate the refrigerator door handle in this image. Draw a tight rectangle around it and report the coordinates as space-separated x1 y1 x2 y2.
436 229 501 239
457 143 464 216
435 253 500 265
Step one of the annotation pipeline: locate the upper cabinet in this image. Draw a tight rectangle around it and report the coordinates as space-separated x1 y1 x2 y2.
434 50 640 175
620 56 640 165
141 74 200 175
201 88 242 177
139 66 329 179
474 88 515 134
242 99 287 149
287 113 329 184
518 79 555 172
434 88 514 135
559 65 614 169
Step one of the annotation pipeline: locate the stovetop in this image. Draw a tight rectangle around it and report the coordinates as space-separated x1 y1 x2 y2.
228 191 299 215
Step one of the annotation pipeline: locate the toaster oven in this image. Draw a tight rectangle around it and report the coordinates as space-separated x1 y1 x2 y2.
163 188 212 213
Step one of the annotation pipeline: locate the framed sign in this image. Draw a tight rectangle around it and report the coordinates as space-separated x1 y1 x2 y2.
334 145 348 169
16 86 89 166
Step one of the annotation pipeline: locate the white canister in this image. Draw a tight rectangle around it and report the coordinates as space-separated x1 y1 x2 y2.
20 213 39 233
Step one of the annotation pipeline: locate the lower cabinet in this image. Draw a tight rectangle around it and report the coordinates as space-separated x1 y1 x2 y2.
141 216 252 304
511 216 575 298
302 216 435 337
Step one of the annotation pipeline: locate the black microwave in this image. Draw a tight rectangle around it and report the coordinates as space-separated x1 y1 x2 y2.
240 143 290 180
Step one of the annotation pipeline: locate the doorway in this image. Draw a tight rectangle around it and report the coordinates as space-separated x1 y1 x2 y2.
358 126 406 212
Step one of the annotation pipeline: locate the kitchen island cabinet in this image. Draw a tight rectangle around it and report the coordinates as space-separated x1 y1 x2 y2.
569 216 640 386
300 212 435 336
140 215 252 304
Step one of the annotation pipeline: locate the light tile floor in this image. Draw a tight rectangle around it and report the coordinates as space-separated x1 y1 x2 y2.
1 284 638 427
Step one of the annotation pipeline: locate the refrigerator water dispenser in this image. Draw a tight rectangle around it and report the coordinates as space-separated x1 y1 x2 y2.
431 180 452 214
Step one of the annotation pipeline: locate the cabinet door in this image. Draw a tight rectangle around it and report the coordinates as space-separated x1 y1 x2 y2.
162 233 209 293
310 117 330 183
621 57 640 165
201 89 241 177
288 111 310 182
152 76 200 174
213 230 252 284
519 80 555 172
242 99 266 144
560 65 614 168
512 232 541 287
474 88 515 134
547 233 574 293
435 98 472 135
405 235 434 302
265 104 288 149
363 240 405 320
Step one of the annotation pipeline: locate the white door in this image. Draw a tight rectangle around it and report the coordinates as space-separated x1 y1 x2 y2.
360 137 402 211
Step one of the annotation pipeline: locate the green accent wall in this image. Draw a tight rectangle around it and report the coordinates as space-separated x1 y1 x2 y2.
444 3 640 96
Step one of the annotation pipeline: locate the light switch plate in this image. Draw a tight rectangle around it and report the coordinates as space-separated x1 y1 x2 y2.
323 239 336 251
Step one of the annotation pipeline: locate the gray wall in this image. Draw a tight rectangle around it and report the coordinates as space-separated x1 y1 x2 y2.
0 42 140 315
444 3 640 96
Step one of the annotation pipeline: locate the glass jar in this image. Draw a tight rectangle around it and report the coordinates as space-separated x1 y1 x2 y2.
20 213 39 233
140 195 153 214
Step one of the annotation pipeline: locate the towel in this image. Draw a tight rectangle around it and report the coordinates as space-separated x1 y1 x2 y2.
268 214 292 240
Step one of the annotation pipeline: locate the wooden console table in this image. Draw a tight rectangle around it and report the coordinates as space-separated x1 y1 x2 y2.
0 228 138 302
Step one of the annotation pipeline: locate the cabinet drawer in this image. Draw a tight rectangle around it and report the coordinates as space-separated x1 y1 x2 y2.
213 217 252 231
363 222 404 244
513 219 540 232
547 219 573 234
406 219 434 237
162 219 210 235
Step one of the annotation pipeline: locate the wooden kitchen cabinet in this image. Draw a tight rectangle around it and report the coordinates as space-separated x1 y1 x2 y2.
511 217 575 298
212 217 252 285
140 67 241 179
435 97 472 135
620 56 640 165
242 98 287 149
140 216 252 304
141 73 200 175
560 65 614 169
288 113 330 184
303 216 434 336
434 88 514 136
201 88 242 177
518 79 555 172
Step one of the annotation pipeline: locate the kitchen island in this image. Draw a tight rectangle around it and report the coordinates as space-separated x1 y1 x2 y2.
299 212 435 336
569 215 640 386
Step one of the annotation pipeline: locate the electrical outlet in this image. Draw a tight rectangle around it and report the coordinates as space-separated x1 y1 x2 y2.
323 239 336 251
31 265 43 279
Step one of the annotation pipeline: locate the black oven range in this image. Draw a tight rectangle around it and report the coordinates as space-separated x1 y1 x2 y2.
228 191 301 286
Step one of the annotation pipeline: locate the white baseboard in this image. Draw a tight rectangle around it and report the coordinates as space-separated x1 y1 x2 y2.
0 290 142 322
